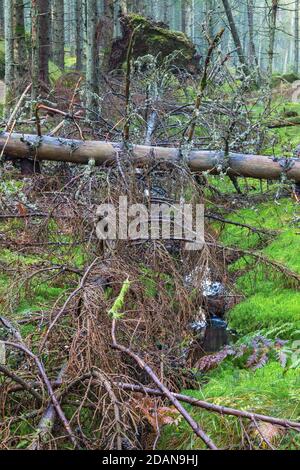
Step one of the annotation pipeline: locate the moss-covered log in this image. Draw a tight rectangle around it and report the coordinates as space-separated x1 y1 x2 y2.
1 132 300 182
109 14 200 73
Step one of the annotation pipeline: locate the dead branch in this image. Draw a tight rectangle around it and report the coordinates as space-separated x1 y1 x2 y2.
111 319 218 450
115 383 300 431
2 341 79 449
0 364 43 404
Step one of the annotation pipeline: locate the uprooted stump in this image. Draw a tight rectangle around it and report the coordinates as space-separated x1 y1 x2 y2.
109 14 200 73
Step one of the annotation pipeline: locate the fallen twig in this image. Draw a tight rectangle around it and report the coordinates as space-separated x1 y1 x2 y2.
115 383 300 431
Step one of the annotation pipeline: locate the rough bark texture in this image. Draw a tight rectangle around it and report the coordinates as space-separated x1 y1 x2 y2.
39 0 50 83
0 0 4 37
85 0 99 118
182 0 193 38
247 0 258 67
99 0 114 73
14 0 27 82
52 0 64 69
75 0 83 70
31 0 39 101
222 0 250 74
268 0 279 77
294 0 299 74
4 0 14 114
109 13 200 73
1 133 300 182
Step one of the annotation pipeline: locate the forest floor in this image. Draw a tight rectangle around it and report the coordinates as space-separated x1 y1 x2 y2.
0 59 300 449
0 169 299 450
160 183 300 450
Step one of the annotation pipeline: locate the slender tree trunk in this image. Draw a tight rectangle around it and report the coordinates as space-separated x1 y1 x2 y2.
205 0 215 39
294 0 299 74
247 0 258 67
101 0 114 74
4 0 14 115
221 0 250 75
0 0 4 37
52 0 64 69
75 0 83 70
14 0 27 86
119 0 128 15
31 0 40 102
86 0 99 119
182 0 193 38
268 0 279 78
39 0 50 84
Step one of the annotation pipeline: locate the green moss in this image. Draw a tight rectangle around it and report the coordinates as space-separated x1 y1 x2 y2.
160 198 299 449
159 362 300 450
212 199 300 336
113 14 198 71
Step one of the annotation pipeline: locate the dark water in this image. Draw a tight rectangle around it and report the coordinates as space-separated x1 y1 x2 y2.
201 318 231 353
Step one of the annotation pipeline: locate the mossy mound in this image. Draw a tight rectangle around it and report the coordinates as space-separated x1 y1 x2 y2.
109 14 200 73
272 72 300 88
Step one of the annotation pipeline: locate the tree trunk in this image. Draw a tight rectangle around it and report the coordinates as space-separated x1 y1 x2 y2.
0 0 4 37
182 0 193 38
14 0 27 85
221 0 250 75
86 0 99 119
75 0 83 70
268 0 279 78
4 0 14 115
52 0 64 69
31 0 39 102
101 0 114 74
39 0 50 84
294 0 299 74
247 0 258 67
119 0 128 15
2 133 300 182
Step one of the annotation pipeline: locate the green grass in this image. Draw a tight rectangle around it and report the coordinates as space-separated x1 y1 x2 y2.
215 199 300 336
161 197 300 450
159 361 300 450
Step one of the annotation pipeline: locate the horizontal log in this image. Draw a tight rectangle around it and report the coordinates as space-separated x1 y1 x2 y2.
1 132 300 182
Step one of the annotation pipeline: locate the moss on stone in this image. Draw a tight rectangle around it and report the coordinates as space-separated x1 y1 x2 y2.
109 14 199 72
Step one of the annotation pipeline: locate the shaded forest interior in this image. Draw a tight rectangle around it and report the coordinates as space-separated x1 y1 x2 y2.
0 0 299 452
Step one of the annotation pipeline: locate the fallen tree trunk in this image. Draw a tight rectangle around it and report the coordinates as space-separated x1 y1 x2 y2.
1 132 300 182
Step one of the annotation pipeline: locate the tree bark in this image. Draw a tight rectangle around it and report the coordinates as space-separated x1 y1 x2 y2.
294 0 299 74
0 0 4 37
1 133 300 182
221 0 250 75
182 0 193 38
247 0 258 67
52 0 64 69
4 0 14 115
75 0 83 70
39 0 50 84
268 0 279 78
85 0 99 119
31 0 39 102
14 0 27 84
101 0 114 74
